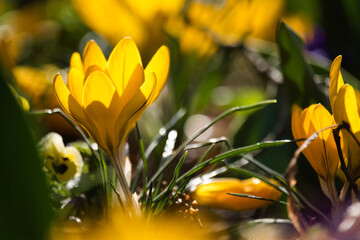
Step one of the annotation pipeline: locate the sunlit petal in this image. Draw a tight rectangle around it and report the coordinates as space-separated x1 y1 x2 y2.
53 74 97 133
334 85 360 134
70 52 83 72
106 37 142 95
118 64 144 107
291 104 303 143
144 45 170 103
115 72 156 143
67 68 85 103
82 71 119 155
82 40 107 73
329 55 344 110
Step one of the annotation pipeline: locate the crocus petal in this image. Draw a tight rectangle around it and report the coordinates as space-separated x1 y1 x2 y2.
291 104 303 144
300 104 316 136
70 52 83 72
118 64 144 107
84 65 104 80
53 74 98 134
82 40 107 73
308 104 339 178
115 72 156 144
298 104 317 170
329 55 344 110
333 84 360 176
106 37 143 95
82 71 120 155
67 68 85 103
144 45 170 103
334 85 360 134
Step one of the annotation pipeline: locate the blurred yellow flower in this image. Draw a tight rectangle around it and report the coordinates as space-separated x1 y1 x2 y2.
51 209 211 240
0 4 59 68
191 178 281 211
39 132 83 182
12 65 59 109
12 65 79 137
329 56 360 180
283 14 314 43
53 37 169 205
186 0 284 46
166 18 217 58
71 0 184 50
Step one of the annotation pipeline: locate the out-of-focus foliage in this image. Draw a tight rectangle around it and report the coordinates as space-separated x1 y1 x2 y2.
0 67 52 240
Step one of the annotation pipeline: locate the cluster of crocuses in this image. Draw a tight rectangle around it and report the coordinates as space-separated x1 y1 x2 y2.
291 56 360 224
51 36 282 215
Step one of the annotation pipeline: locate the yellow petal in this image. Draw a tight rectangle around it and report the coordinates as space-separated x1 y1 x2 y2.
309 104 333 140
333 84 360 177
300 104 316 136
291 104 303 146
82 40 107 73
84 65 104 80
53 73 80 116
144 45 170 103
71 0 147 48
67 68 85 103
334 85 360 134
329 55 344 111
53 74 97 133
115 72 157 143
308 104 339 178
298 104 317 169
82 71 120 155
106 37 143 95
70 52 83 72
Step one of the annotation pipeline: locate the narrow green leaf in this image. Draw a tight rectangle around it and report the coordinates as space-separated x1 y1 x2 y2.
226 165 288 195
131 108 186 192
227 193 287 205
153 151 187 202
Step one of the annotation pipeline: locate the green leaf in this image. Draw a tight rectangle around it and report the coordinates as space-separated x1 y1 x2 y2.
276 21 327 107
153 151 187 202
0 73 52 240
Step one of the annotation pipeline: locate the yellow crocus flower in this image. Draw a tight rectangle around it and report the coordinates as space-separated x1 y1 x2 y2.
53 37 169 205
191 178 281 211
330 56 360 179
291 104 339 204
291 104 339 181
39 132 83 182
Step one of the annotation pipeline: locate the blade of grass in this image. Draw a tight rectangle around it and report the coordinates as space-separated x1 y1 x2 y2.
131 108 186 192
240 154 287 185
153 151 188 202
227 193 287 205
135 124 148 203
